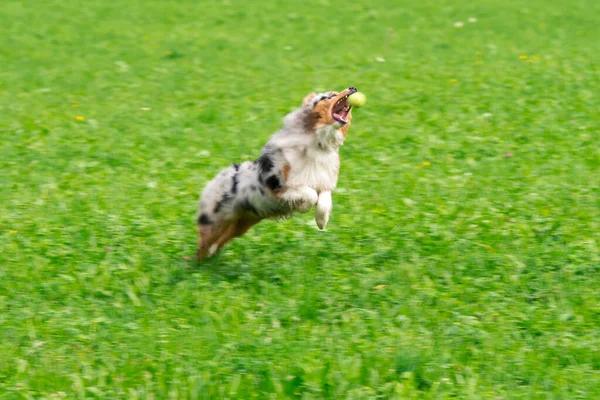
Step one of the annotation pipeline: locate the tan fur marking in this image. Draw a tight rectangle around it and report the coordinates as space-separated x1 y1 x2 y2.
338 112 352 137
273 187 288 199
283 164 291 181
314 101 334 128
302 92 317 106
305 89 354 133
213 217 259 253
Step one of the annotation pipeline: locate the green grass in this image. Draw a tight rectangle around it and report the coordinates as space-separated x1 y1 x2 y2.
1 0 600 398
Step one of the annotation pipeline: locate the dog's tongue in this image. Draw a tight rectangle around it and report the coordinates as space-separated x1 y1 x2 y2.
332 96 351 123
336 107 350 120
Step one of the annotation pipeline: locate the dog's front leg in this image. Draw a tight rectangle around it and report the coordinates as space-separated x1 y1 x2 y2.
315 190 332 230
279 186 318 213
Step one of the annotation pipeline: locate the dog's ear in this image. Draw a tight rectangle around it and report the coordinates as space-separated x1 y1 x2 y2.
302 92 317 106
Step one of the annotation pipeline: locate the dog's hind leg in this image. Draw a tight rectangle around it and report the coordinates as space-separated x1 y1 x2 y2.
197 216 229 260
197 224 213 261
212 217 260 254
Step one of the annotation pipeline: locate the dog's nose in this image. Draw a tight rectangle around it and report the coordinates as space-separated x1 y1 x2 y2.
349 86 357 93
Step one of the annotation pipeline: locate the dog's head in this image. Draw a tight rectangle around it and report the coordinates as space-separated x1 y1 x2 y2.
300 87 357 136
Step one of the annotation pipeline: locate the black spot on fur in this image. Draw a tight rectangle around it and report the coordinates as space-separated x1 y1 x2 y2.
198 213 212 225
214 193 231 213
232 164 240 194
250 185 257 191
265 175 282 191
257 154 274 174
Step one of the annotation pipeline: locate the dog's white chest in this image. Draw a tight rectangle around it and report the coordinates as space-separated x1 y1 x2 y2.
285 146 340 192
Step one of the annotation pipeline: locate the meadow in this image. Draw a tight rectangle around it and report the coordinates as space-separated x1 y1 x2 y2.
1 0 599 398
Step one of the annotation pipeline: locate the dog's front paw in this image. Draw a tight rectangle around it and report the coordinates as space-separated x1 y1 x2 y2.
296 201 313 213
315 191 332 230
315 209 330 230
295 187 318 213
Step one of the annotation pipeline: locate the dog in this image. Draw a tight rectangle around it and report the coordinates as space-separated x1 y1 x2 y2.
196 86 358 260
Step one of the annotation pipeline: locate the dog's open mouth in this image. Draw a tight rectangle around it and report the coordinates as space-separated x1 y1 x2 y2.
332 97 351 124
331 87 357 124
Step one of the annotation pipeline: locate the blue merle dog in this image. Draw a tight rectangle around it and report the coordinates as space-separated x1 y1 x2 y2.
196 87 357 259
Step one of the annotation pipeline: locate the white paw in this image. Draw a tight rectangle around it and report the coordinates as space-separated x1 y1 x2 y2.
208 244 219 256
315 191 332 230
315 209 330 230
296 202 313 213
295 187 318 213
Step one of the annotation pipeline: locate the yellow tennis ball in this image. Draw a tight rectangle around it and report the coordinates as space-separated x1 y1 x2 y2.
347 92 367 108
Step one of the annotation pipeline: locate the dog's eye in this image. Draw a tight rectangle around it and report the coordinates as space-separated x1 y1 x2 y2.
314 93 336 105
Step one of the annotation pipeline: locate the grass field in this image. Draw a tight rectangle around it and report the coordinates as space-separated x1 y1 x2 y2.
1 0 600 398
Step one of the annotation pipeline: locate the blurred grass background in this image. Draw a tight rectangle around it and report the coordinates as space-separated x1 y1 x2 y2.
1 0 599 398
